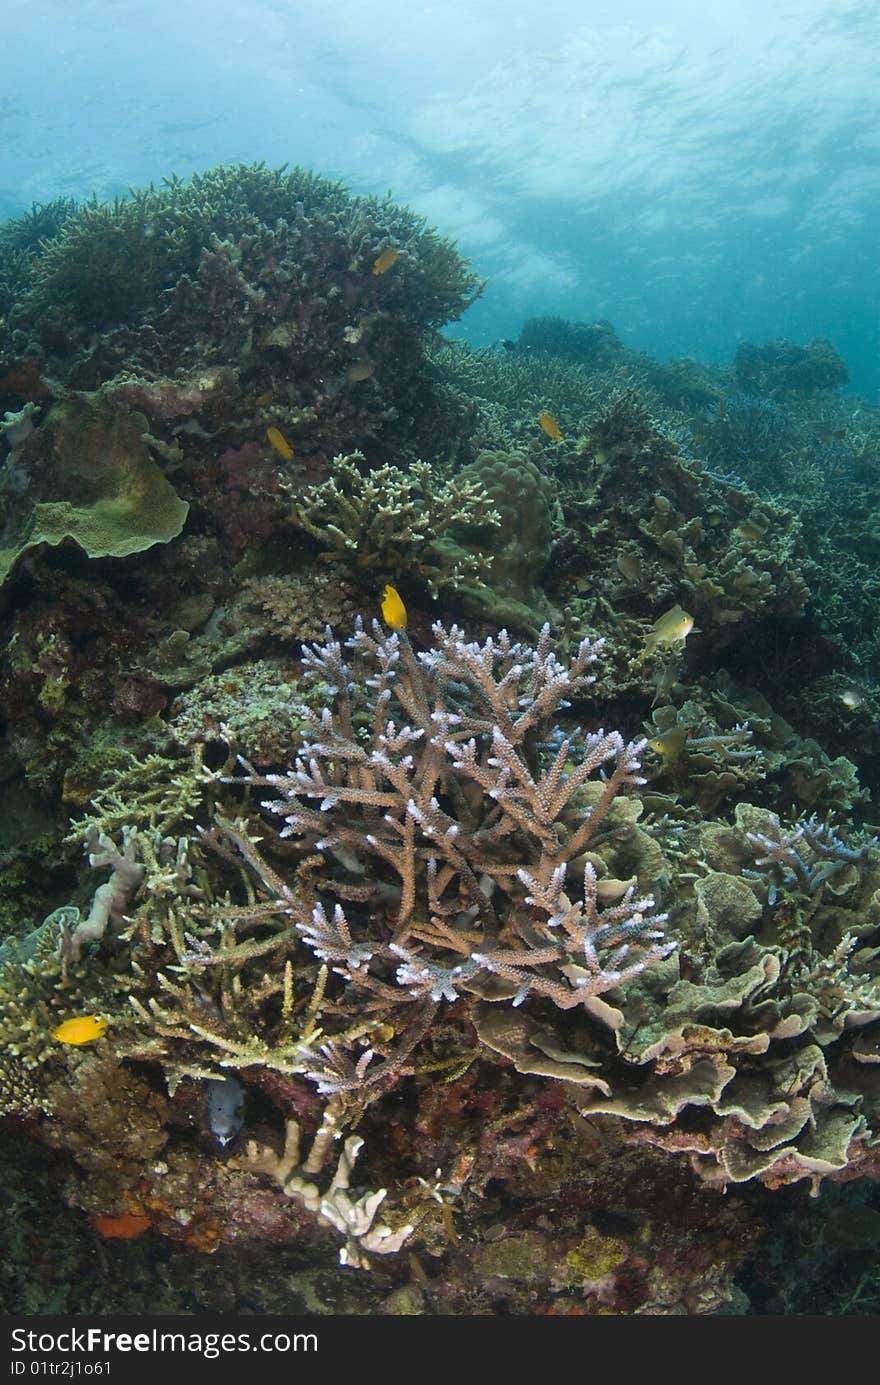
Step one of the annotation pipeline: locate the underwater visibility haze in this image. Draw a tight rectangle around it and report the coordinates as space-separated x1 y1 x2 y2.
3 0 879 394
2 0 880 1319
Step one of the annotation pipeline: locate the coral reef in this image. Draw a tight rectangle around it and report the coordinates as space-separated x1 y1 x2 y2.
0 163 483 464
3 169 880 1314
733 337 849 397
515 315 626 371
246 619 672 1055
6 610 880 1291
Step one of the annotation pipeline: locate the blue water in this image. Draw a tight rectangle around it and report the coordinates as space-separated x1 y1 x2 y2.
2 0 878 394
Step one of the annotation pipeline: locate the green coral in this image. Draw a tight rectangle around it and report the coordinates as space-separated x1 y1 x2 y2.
451 449 557 630
0 394 188 586
286 450 501 597
734 337 849 397
0 909 133 1100
64 745 218 842
0 198 76 323
168 660 323 765
566 1229 629 1285
21 165 480 336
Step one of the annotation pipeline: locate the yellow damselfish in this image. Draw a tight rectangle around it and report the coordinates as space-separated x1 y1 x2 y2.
266 426 294 459
53 1014 108 1046
538 411 563 441
381 584 407 631
648 726 690 763
372 247 400 275
641 604 695 660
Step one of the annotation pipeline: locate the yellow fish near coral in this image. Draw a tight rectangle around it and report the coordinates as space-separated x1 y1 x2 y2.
266 426 294 459
538 411 563 441
372 247 400 276
641 605 695 660
648 726 689 763
53 1014 108 1046
381 584 407 631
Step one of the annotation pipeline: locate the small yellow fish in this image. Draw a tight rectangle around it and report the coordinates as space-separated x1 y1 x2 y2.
266 425 294 459
648 727 689 763
641 604 695 660
840 688 865 710
254 389 274 407
381 584 407 631
53 1014 107 1046
538 411 563 441
734 522 767 543
372 247 400 276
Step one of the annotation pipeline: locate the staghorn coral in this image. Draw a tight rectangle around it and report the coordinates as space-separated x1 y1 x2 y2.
233 616 673 1094
39 620 669 1115
548 395 810 697
516 316 625 371
644 700 764 814
426 337 639 460
8 169 880 1311
286 451 501 597
10 608 880 1294
17 165 482 346
4 163 483 466
744 810 877 906
64 745 219 842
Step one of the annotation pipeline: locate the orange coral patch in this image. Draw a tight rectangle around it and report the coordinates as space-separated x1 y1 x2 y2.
93 1212 152 1239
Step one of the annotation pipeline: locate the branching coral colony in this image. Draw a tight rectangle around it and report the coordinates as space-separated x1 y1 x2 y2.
0 618 674 1266
219 617 674 1098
